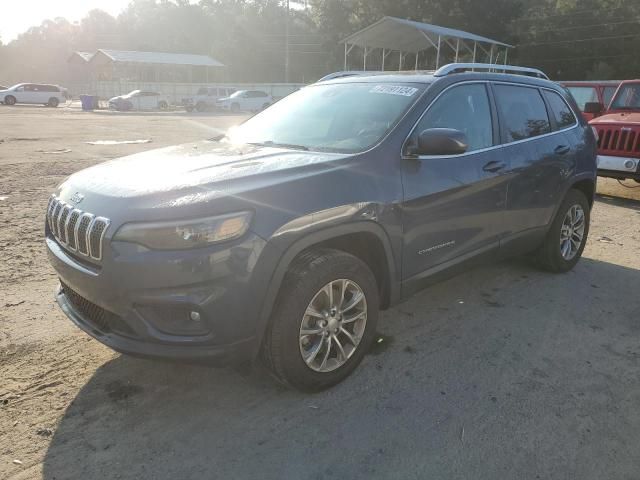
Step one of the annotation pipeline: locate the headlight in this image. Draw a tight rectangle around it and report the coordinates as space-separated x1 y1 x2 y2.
113 211 252 250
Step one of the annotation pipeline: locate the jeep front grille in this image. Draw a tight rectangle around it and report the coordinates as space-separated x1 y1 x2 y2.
47 196 110 261
596 126 640 155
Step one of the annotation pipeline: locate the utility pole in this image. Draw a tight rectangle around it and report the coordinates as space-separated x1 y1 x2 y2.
285 0 290 83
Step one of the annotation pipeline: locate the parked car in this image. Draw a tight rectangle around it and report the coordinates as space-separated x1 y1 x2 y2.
0 83 66 107
215 90 272 112
562 81 620 121
108 90 170 111
182 86 236 112
589 79 640 182
45 64 596 391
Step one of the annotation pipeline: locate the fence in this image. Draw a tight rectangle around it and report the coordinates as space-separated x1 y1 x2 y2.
68 81 306 103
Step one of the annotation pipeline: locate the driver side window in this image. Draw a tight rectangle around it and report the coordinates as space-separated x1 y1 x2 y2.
415 83 493 152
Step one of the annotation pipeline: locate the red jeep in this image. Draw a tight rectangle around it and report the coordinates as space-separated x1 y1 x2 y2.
561 81 620 121
589 80 640 182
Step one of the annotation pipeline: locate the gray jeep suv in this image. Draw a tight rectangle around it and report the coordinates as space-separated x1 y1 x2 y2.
46 64 597 391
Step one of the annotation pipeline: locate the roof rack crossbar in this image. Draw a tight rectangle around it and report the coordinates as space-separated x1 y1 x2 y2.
434 63 549 80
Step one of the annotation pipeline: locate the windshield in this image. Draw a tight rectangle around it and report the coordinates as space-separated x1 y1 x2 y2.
227 82 425 153
610 84 640 110
229 91 245 98
124 90 141 98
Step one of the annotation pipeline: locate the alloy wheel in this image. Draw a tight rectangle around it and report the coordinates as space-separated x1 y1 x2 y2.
299 279 367 373
560 204 585 260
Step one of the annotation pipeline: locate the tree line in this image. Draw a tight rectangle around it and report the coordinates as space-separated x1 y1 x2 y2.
0 0 638 86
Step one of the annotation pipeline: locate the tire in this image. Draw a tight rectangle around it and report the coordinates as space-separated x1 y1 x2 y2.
185 106 194 112
158 100 168 110
263 249 379 392
195 101 206 112
48 97 59 107
535 189 590 273
5 95 16 106
230 103 240 113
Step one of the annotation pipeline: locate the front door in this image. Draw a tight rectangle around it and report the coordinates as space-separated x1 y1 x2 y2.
400 83 509 283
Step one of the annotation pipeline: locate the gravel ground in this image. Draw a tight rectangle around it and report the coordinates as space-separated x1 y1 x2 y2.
1 105 639 480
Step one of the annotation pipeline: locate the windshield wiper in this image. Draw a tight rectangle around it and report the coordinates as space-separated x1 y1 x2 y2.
250 141 309 151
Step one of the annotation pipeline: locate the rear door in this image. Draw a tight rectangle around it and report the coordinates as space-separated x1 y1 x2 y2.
495 83 575 234
400 82 508 281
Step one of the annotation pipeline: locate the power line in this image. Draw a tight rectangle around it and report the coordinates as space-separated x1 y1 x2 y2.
518 19 640 36
519 33 640 47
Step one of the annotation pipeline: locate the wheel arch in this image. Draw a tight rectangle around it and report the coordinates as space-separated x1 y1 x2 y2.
571 177 596 208
252 222 399 357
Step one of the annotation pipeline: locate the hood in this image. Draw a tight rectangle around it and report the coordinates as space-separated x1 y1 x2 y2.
57 140 350 217
590 111 640 125
108 96 124 102
216 97 231 102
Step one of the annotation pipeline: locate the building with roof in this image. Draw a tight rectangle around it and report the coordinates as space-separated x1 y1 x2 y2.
342 16 513 71
67 48 227 101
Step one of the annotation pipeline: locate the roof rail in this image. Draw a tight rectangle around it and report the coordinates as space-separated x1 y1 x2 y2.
434 63 549 80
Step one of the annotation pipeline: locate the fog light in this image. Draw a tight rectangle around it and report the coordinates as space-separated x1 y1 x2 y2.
624 160 635 169
190 311 201 322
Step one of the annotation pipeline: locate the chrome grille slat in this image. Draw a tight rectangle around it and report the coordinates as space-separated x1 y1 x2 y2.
46 196 110 261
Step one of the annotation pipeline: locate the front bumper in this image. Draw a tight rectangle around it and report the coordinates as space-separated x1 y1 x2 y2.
597 154 640 180
47 230 267 364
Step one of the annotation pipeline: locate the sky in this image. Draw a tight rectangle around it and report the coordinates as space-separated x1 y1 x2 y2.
0 0 132 43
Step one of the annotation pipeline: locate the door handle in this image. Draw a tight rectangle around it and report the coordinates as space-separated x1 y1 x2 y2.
554 145 570 155
482 160 506 173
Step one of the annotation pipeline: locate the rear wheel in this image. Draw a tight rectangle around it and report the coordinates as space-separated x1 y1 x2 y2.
195 101 206 112
263 249 379 392
48 97 59 107
535 189 590 273
5 95 16 106
158 100 168 110
185 106 194 112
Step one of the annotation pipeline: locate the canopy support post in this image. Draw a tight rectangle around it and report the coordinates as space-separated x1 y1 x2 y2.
489 44 494 65
382 48 386 71
472 41 477 63
344 43 348 70
455 39 460 62
414 51 419 70
435 35 441 69
363 46 367 70
504 47 508 65
399 52 403 71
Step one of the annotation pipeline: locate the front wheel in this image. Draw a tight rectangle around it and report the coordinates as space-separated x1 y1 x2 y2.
263 249 379 392
4 95 16 106
195 101 206 112
158 100 168 110
535 189 590 273
48 97 59 107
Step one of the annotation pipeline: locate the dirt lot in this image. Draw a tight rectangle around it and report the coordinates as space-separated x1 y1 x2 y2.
1 105 640 479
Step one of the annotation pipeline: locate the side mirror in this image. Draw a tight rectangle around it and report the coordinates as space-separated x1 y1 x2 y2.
584 102 604 115
410 128 468 156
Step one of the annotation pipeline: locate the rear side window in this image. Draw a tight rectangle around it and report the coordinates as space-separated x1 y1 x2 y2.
566 86 598 111
415 83 493 152
543 90 576 129
494 84 550 142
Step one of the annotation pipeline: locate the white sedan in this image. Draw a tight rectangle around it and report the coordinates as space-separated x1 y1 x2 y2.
108 90 170 111
0 83 66 107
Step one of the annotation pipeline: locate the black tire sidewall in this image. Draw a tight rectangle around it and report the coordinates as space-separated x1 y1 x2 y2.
5 95 16 105
268 250 379 392
48 97 59 107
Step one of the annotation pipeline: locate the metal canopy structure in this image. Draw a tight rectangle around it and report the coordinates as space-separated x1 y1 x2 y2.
342 16 513 71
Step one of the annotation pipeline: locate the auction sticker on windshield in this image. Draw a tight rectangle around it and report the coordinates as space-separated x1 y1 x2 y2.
370 85 418 96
